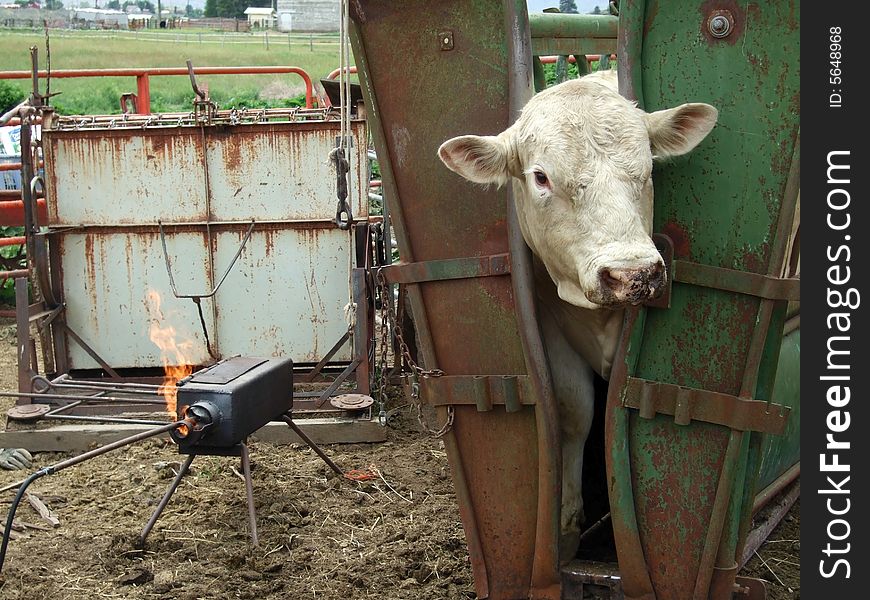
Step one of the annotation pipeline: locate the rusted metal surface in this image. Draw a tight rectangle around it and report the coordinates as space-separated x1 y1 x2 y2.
672 260 800 301
42 112 368 371
622 377 790 434
607 2 800 599
381 253 511 284
351 2 561 598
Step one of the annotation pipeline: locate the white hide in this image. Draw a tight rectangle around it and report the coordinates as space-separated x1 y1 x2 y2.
438 70 718 551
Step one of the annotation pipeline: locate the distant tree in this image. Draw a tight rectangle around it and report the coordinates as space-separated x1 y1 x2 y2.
559 0 578 13
592 5 602 14
136 0 154 12
45 0 63 8
185 2 193 16
204 0 217 17
107 0 121 8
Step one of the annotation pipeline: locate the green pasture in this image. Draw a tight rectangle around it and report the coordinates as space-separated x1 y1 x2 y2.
0 30 350 114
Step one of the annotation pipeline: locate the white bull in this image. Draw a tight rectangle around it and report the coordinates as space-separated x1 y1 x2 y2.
438 70 717 554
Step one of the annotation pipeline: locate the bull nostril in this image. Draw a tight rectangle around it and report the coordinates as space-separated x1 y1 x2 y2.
599 269 622 291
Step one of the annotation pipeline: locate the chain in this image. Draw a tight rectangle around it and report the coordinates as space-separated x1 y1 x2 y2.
375 269 452 437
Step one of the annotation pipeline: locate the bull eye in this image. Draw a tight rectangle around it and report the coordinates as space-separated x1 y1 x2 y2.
533 170 550 187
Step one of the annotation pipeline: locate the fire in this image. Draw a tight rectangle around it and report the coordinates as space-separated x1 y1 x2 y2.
145 290 194 416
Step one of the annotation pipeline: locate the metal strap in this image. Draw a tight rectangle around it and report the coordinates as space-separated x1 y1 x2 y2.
673 260 800 301
380 253 511 285
418 375 535 412
622 376 790 434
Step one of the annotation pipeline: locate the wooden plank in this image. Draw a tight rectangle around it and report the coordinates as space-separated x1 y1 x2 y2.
0 417 386 452
25 493 60 528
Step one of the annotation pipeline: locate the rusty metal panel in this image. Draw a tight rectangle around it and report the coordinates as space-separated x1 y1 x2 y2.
45 130 209 226
56 229 214 369
212 226 355 362
43 112 368 371
351 2 562 599
206 122 367 222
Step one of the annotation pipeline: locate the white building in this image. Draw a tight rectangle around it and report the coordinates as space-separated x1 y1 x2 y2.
275 0 339 33
71 8 129 29
244 7 275 29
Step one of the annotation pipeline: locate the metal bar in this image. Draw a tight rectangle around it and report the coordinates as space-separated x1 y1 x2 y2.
673 260 800 301
380 253 511 285
2 269 30 281
0 66 315 110
239 443 259 547
692 430 744 600
528 13 618 39
158 219 254 299
280 415 343 476
753 462 799 514
15 278 31 397
604 308 656 600
0 391 167 405
43 399 84 416
420 375 534 410
298 332 350 383
136 74 151 115
313 359 361 409
44 414 169 426
624 377 790 434
352 268 371 395
783 314 800 337
60 323 122 379
739 478 800 569
506 2 561 596
0 199 49 227
139 452 196 544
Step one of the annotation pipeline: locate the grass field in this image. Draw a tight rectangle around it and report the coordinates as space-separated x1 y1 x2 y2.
0 29 352 114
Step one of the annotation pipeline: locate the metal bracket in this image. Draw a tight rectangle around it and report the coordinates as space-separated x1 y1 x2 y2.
622 376 790 434
650 232 800 303
380 253 511 285
417 374 534 412
673 260 800 301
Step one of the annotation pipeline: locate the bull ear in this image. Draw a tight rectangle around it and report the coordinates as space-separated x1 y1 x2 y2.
644 103 718 159
438 135 510 186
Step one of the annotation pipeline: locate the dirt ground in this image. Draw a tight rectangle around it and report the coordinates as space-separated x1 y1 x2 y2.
0 321 798 599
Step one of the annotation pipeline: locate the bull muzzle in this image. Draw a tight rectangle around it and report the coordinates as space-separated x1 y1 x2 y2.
596 262 666 306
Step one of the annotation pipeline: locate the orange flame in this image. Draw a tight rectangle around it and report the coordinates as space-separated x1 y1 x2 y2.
145 290 194 416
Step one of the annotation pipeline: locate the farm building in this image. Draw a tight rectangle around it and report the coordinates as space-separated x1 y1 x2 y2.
275 0 339 32
70 8 129 29
244 6 275 29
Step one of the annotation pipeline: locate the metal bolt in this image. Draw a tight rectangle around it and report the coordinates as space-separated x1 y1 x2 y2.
708 13 733 38
439 30 454 51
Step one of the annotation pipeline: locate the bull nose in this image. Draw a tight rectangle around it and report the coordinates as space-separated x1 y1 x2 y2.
598 262 666 305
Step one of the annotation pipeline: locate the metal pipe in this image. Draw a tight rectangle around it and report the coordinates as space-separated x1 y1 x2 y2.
280 414 343 475
240 443 259 547
528 13 618 39
783 314 800 336
44 414 169 426
739 478 800 569
753 463 799 514
0 391 167 405
0 66 316 110
139 452 195 544
38 380 168 395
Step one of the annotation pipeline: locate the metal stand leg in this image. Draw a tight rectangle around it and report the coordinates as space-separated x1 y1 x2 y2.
280 413 343 476
239 443 259 547
139 453 196 545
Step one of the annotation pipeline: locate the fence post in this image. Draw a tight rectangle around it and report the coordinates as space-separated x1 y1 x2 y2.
309 33 313 51
265 30 269 50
